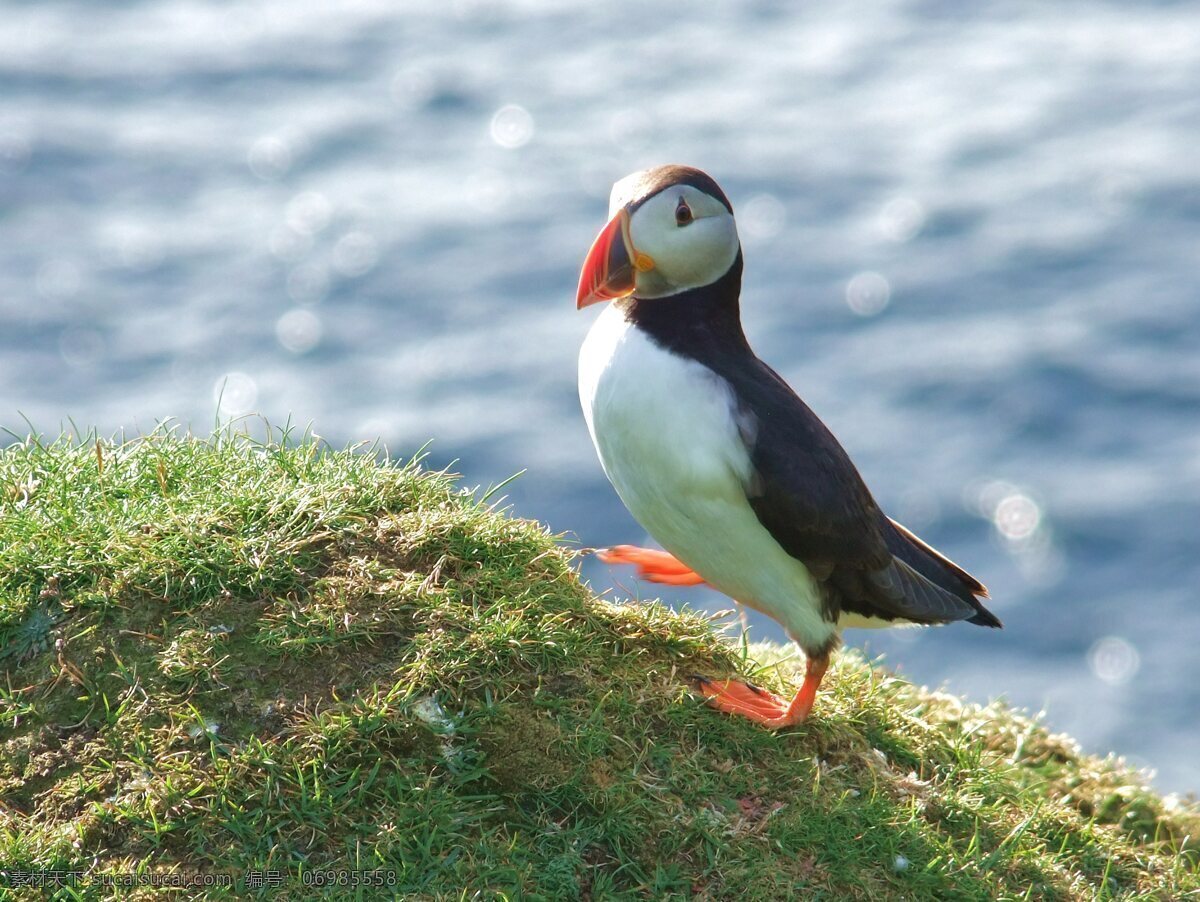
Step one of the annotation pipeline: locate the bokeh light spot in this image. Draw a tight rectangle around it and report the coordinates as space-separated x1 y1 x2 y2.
845 271 891 316
247 136 292 180
332 232 379 277
490 104 534 149
1089 636 1140 686
287 262 330 305
741 194 787 241
993 493 1041 540
213 372 258 417
878 197 925 242
286 192 332 236
276 309 322 354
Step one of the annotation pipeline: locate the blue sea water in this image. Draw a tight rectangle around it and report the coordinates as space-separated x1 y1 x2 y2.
1 2 1198 791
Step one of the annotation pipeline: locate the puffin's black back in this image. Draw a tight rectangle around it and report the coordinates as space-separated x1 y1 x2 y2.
623 254 1000 630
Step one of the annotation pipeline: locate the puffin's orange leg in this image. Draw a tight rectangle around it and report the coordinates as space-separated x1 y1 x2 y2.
693 653 830 729
596 545 707 586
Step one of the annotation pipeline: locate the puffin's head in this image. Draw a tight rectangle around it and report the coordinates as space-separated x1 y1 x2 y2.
576 165 740 309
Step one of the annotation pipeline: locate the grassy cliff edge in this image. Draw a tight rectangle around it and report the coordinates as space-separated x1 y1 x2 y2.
0 431 1196 900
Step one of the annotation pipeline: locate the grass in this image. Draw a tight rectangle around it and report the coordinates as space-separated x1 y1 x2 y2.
0 426 1196 900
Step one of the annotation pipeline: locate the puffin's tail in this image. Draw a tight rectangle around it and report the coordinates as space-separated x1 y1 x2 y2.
886 518 1002 629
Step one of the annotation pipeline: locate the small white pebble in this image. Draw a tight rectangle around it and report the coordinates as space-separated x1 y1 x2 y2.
188 720 220 739
413 695 455 734
893 855 910 872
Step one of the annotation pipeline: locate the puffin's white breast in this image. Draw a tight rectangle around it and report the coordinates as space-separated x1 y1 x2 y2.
578 304 837 649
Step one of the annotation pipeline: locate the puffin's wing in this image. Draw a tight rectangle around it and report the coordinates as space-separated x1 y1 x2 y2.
733 361 994 626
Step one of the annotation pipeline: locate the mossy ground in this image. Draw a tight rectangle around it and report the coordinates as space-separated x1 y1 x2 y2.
0 428 1196 900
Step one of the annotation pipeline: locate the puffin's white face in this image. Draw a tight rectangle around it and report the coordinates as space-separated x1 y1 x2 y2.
624 185 739 299
577 167 740 308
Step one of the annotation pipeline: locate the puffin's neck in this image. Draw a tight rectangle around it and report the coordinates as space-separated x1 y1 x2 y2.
619 251 751 364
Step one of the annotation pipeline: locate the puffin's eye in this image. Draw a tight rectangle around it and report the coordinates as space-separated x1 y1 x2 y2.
675 197 693 226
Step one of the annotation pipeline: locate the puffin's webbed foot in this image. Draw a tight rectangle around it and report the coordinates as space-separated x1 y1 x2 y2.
596 545 706 586
692 653 829 729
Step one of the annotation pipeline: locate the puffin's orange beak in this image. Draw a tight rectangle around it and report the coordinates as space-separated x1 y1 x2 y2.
576 208 653 309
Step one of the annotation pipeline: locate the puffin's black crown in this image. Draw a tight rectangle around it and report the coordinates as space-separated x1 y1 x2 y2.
627 165 734 215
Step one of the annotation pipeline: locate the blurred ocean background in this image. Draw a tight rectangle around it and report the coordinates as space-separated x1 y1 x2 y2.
2 2 1198 790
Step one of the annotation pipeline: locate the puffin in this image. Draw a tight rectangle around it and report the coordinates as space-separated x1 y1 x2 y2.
576 165 1000 729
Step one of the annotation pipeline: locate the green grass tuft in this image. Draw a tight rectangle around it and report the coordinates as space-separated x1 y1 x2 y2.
1 427 1196 899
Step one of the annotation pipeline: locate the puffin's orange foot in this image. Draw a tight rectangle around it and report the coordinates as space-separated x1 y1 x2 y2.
596 544 706 586
691 653 829 730
692 676 813 728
